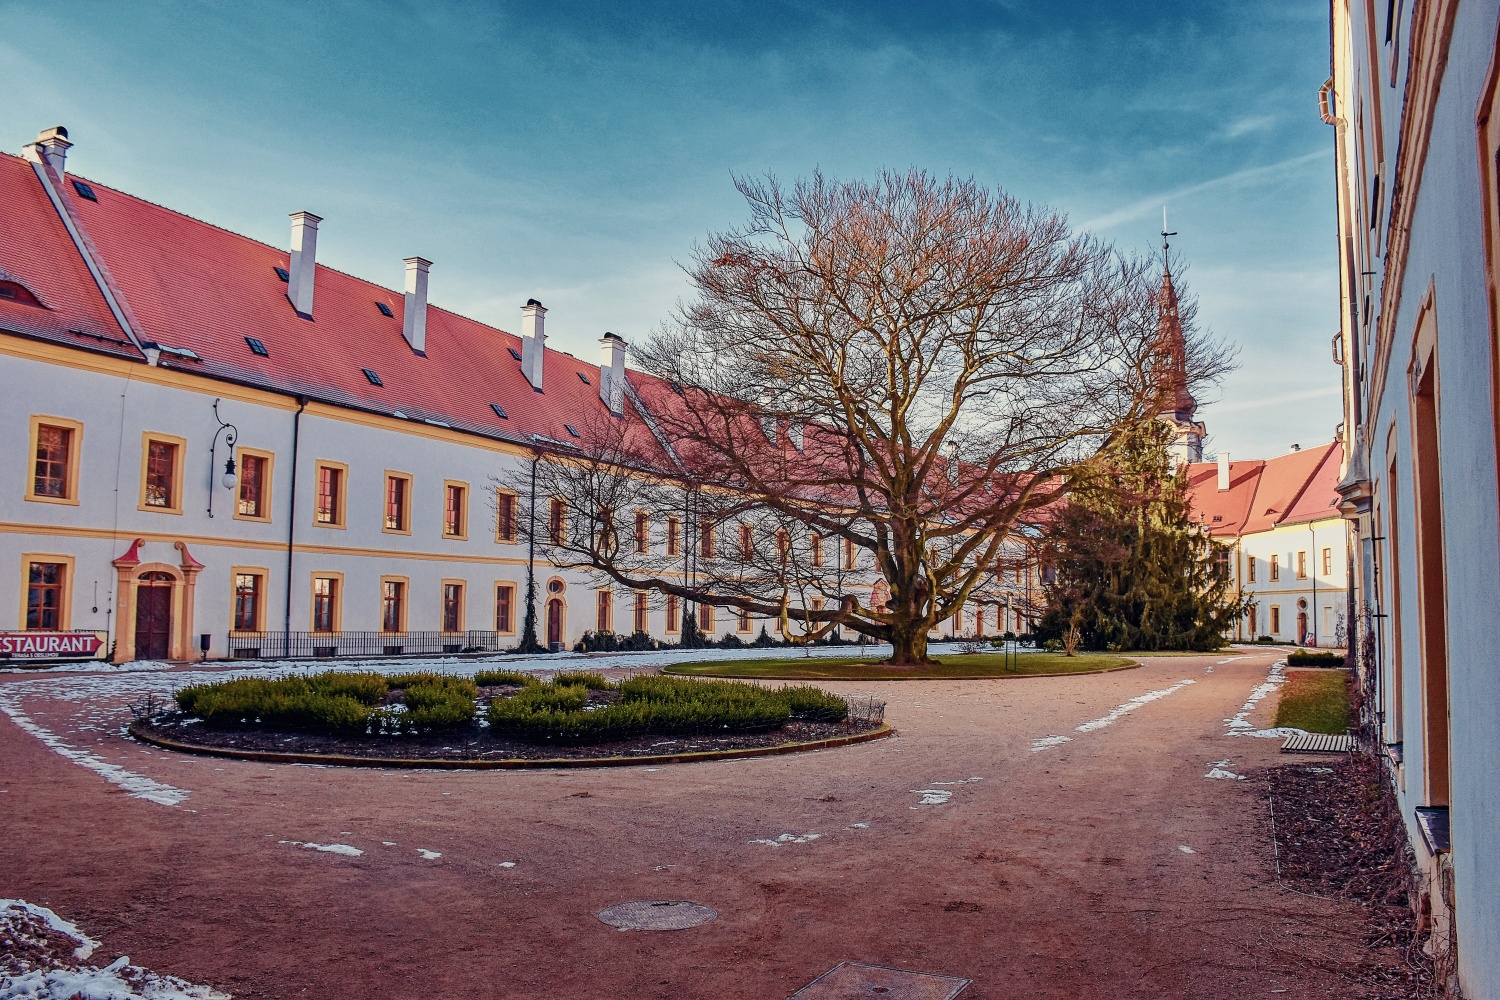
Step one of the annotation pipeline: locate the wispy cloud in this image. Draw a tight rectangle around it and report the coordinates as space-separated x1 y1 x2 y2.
1080 150 1325 232
1203 384 1340 415
1223 114 1277 139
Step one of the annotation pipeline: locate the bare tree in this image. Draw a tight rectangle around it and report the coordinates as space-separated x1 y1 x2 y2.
509 170 1232 664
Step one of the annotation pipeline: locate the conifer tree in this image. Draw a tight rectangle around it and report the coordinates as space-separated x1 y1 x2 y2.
1034 420 1249 651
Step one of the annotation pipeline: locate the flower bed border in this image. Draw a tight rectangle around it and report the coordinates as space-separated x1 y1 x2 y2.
128 718 893 769
662 661 1144 681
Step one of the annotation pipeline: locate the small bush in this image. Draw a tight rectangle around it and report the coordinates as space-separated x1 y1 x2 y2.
485 674 837 744
775 685 849 722
474 669 539 688
753 626 776 647
386 672 477 698
551 671 616 690
1287 649 1346 668
718 632 745 648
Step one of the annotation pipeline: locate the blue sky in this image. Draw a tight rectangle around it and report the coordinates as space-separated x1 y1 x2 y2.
1 0 1340 460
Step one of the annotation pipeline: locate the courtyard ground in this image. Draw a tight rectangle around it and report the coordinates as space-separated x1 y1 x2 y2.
1 647 1404 999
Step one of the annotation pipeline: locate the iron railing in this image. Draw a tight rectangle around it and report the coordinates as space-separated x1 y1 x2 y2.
227 630 510 661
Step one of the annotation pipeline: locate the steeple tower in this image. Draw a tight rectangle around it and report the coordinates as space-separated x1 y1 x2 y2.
1152 216 1205 464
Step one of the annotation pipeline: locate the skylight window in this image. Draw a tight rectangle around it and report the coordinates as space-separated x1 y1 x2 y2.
577 372 590 384
564 424 581 438
490 403 508 420
245 336 269 357
507 348 522 362
362 368 383 386
71 180 97 202
274 267 290 282
376 302 394 317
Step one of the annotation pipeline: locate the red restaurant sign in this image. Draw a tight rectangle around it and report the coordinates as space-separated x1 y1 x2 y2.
0 631 107 659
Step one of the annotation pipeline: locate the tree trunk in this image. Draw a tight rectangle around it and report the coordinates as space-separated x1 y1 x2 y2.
885 623 931 666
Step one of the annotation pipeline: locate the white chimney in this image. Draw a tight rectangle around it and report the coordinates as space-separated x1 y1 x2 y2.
599 333 626 414
521 299 546 391
402 257 431 354
1217 452 1231 492
287 211 321 319
34 126 72 179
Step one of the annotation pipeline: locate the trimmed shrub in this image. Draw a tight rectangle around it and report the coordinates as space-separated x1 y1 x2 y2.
485 674 832 744
551 671 616 690
175 670 476 735
386 672 477 698
473 669 540 688
775 685 849 722
1287 649 1347 668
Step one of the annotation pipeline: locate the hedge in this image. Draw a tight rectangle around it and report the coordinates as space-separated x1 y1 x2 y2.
485 675 848 744
1286 649 1347 668
175 670 477 735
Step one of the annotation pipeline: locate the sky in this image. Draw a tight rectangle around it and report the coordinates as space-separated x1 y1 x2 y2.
0 0 1341 461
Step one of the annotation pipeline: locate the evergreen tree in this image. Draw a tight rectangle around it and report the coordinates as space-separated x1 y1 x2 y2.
1034 420 1249 652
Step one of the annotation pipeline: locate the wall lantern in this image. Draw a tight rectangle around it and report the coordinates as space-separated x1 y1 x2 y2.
208 398 239 518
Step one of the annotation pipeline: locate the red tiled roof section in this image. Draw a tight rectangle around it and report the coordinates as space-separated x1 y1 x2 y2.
41 164 667 456
1184 441 1342 537
0 153 131 352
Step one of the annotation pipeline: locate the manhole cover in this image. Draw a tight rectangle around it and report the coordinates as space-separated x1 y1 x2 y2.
596 899 717 931
791 962 971 999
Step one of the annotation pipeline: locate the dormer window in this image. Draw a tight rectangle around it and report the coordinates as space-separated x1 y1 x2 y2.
0 281 44 308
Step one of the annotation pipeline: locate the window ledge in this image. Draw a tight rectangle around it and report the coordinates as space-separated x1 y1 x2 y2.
1384 741 1404 765
1414 806 1450 854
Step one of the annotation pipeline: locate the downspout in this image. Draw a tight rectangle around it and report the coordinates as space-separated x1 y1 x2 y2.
1309 524 1318 646
518 448 542 653
283 397 307 656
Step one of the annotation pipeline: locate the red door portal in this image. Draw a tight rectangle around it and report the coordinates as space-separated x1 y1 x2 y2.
135 572 173 660
547 598 563 650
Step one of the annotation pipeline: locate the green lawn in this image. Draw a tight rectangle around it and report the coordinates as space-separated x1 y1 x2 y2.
1273 669 1352 735
662 652 1134 681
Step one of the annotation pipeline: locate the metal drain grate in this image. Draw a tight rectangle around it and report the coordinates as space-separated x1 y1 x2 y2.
1281 732 1356 753
596 899 717 931
791 962 971 999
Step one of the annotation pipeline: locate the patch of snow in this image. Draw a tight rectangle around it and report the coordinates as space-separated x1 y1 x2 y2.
0 899 228 999
381 841 397 846
1030 734 1072 752
416 849 441 860
1178 845 1197 854
1 900 100 960
1225 659 1312 738
278 840 363 856
1074 679 1195 733
929 777 983 786
748 832 822 847
909 789 952 807
498 861 517 868
0 693 188 806
845 822 870 830
1204 760 1245 780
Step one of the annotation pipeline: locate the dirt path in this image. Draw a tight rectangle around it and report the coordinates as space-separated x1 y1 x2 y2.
1 649 1396 998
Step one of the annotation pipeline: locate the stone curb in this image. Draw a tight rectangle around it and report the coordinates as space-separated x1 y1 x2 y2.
128 719 894 770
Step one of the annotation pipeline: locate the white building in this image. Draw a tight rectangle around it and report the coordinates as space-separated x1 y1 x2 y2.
1328 0 1500 992
1184 444 1349 645
0 128 780 663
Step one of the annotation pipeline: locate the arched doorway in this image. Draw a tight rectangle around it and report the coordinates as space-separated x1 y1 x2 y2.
546 598 564 651
135 571 175 660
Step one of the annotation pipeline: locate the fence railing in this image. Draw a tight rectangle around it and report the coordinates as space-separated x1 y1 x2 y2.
227 631 511 661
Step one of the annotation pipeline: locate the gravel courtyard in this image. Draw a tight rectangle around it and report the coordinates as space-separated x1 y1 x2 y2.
1 648 1398 999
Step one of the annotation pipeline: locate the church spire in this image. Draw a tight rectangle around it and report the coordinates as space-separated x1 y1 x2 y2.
1151 214 1205 464
1152 217 1194 416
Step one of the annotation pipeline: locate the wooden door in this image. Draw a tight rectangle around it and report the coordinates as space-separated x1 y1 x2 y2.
135 573 173 660
547 599 563 650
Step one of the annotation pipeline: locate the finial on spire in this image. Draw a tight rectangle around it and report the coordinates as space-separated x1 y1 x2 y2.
1161 207 1177 271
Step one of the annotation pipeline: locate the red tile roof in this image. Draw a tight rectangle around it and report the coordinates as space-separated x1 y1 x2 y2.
0 154 134 357
0 149 670 461
1184 441 1343 537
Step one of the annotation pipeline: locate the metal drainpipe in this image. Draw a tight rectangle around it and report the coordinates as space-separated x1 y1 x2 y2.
1309 524 1318 646
283 397 307 657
